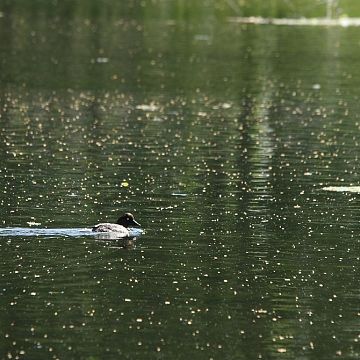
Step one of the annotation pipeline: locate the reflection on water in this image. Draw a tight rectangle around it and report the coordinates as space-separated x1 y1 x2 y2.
0 2 360 360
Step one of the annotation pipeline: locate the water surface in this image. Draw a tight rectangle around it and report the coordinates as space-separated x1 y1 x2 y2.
0 2 360 360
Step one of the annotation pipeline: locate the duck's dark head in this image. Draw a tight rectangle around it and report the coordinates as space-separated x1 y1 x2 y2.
116 213 141 228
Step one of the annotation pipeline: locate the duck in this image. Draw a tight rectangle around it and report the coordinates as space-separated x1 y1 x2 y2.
92 213 141 237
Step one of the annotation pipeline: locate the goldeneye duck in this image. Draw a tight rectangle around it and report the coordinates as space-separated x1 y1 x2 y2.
92 213 141 236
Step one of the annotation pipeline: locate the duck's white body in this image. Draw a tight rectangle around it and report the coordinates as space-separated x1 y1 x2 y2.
92 223 130 236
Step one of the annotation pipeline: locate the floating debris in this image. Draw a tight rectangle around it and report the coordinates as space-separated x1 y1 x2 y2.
171 192 188 197
96 57 109 63
228 16 360 27
27 221 41 226
136 103 159 112
322 186 360 193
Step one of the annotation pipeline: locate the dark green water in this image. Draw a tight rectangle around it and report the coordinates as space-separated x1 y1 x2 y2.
0 2 360 360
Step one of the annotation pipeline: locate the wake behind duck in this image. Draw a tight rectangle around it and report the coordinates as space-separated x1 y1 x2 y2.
0 213 143 240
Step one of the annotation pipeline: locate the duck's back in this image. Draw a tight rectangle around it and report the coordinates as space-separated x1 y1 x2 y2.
92 223 130 236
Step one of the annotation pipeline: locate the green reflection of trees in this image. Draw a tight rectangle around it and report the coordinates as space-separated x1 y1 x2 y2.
2 0 360 26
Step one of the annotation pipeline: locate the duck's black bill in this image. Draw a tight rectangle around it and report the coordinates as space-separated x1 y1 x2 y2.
132 220 141 227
